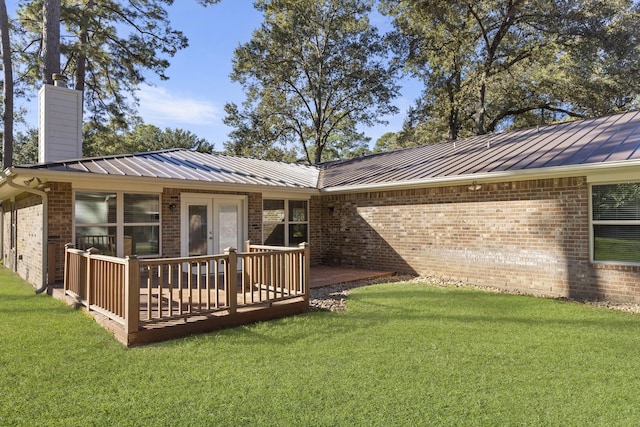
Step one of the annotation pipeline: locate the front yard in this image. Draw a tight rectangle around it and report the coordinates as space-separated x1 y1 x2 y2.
2 265 640 425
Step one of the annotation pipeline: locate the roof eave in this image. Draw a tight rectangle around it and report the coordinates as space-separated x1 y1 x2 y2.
0 167 320 200
318 160 640 194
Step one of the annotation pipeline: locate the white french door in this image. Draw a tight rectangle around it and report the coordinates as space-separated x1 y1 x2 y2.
181 195 246 260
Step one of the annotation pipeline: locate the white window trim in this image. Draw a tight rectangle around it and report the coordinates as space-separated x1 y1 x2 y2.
589 182 640 266
262 198 309 247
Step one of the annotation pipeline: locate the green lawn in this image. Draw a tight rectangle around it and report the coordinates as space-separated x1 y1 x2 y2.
2 266 640 426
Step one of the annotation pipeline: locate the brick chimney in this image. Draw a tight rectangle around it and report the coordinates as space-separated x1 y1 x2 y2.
38 74 83 163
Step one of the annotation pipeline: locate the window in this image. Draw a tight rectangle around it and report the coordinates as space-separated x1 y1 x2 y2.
592 183 640 263
75 191 160 257
75 192 117 255
124 194 160 256
263 199 308 246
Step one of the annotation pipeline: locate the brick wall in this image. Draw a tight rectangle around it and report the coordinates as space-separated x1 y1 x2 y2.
309 196 322 264
48 182 73 283
320 177 640 303
12 193 44 287
2 203 11 271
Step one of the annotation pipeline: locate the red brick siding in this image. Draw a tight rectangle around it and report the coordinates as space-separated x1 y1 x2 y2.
320 177 640 302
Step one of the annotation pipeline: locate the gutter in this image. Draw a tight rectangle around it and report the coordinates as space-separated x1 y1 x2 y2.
3 170 50 294
3 167 322 197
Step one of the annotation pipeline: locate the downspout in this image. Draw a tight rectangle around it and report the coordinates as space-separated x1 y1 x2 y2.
4 172 49 294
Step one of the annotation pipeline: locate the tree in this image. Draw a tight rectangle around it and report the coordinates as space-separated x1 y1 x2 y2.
41 0 60 85
14 0 221 130
12 127 38 165
373 131 399 153
83 121 214 157
0 0 13 168
122 123 214 153
381 0 640 145
224 0 399 165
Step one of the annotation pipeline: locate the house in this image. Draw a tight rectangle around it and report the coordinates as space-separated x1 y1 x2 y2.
3 83 640 310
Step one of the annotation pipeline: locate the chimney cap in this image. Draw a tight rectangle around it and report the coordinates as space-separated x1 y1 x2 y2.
52 73 68 87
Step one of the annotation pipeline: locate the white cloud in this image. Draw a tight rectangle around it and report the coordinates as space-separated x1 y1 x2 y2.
136 85 220 126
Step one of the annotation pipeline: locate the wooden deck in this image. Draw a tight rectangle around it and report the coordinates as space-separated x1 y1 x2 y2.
309 265 394 288
57 241 394 346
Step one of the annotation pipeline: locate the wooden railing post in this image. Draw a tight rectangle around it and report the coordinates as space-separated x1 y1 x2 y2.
124 255 140 335
244 240 251 290
225 247 237 314
84 247 100 309
85 249 92 309
299 242 310 300
64 243 73 292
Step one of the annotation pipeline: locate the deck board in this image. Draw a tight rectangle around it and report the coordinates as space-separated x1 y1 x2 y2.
310 265 394 288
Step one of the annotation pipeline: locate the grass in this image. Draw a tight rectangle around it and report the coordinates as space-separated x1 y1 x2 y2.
2 266 640 426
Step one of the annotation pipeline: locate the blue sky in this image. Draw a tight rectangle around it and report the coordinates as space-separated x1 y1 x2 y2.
8 1 417 151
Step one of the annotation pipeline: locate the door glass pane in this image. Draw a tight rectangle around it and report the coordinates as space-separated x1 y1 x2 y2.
219 204 238 253
188 205 208 256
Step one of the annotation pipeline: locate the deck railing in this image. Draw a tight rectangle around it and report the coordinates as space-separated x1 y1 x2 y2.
63 242 310 336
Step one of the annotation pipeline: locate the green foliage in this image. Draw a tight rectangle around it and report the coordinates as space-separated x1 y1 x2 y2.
381 0 640 144
224 0 399 164
372 131 399 152
3 269 640 425
6 121 213 162
13 0 191 127
12 127 39 164
84 121 214 156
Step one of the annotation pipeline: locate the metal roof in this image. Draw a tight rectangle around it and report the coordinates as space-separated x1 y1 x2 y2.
23 149 320 190
11 111 640 193
319 110 640 189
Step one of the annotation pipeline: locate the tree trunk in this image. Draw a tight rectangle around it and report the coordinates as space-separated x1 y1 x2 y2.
42 0 61 85
75 0 95 92
0 0 13 168
476 72 487 135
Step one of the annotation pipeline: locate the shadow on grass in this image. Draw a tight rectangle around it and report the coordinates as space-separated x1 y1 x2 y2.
152 282 640 349
343 285 640 331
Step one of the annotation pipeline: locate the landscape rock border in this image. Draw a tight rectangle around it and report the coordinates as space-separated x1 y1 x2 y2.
310 275 640 314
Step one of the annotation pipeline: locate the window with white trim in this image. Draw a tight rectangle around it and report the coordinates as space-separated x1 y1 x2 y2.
74 191 160 257
591 183 640 263
262 199 308 246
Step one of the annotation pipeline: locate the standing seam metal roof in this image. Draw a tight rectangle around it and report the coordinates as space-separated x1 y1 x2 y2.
18 110 640 191
25 149 320 189
319 110 640 189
